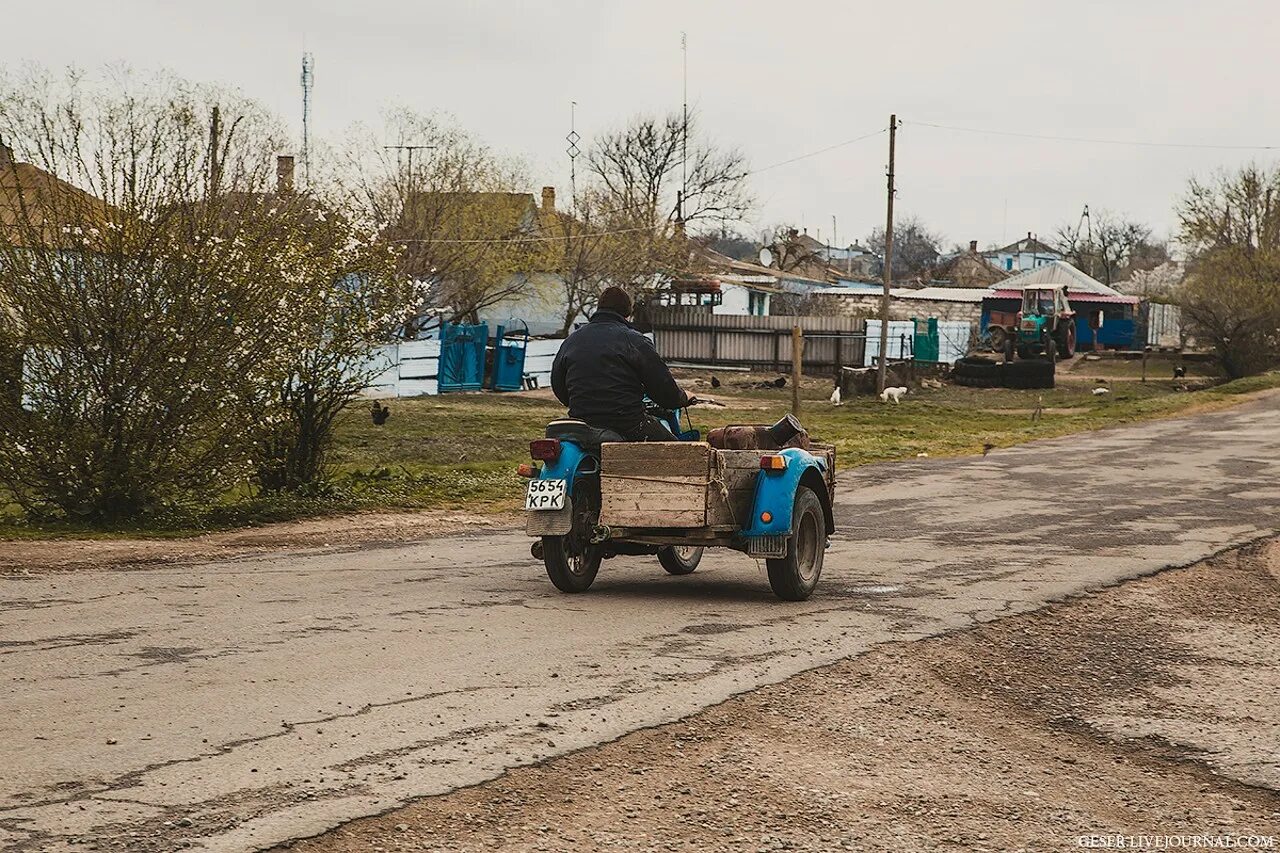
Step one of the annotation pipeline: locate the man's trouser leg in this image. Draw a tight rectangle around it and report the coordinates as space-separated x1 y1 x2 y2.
632 415 676 441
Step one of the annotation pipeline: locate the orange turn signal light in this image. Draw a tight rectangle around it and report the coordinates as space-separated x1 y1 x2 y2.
760 511 773 524
516 463 537 478
760 455 787 471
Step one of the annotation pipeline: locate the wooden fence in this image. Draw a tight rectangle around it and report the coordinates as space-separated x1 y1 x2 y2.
649 308 868 374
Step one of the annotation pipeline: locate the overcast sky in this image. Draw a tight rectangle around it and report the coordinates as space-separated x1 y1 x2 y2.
4 0 1277 250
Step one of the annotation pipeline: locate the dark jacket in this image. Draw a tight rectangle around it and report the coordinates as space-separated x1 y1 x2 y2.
550 311 687 436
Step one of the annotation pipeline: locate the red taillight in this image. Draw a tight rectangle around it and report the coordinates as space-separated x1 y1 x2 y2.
530 438 561 462
760 454 787 471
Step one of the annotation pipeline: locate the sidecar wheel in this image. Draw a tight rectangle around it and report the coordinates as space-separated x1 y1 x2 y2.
657 545 703 575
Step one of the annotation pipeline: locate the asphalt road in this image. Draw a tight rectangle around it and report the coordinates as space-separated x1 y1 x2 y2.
4 396 1280 852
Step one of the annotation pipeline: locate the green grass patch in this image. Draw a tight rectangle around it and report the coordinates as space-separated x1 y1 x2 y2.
5 370 1277 541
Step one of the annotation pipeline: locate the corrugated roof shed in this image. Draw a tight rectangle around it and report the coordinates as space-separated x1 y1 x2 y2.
996 260 1125 297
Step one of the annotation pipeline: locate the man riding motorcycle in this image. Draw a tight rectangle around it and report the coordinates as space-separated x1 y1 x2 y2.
549 286 689 441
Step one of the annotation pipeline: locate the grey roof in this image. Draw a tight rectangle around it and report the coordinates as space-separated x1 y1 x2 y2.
994 261 1123 297
991 235 1060 256
896 286 988 303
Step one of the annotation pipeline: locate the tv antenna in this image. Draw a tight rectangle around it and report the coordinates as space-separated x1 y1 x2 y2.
566 101 580 203
680 32 688 223
384 144 436 193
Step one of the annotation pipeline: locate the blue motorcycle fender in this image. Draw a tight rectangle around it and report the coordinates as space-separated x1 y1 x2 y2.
536 441 592 495
743 448 829 537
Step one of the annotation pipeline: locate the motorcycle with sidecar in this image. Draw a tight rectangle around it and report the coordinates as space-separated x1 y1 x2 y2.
519 403 835 601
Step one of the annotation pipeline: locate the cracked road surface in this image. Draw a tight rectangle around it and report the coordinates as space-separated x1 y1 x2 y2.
3 395 1280 852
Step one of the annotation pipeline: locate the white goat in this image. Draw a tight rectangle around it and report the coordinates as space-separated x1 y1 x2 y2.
880 386 908 404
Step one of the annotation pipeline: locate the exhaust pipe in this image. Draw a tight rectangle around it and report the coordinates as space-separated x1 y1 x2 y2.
530 540 544 560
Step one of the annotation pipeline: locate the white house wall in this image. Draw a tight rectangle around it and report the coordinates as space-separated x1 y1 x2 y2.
479 272 584 336
713 282 767 316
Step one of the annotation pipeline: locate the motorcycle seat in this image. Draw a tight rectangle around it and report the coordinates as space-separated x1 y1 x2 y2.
545 419 627 453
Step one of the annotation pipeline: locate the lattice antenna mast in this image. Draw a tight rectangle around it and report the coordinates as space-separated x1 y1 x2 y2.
300 53 315 187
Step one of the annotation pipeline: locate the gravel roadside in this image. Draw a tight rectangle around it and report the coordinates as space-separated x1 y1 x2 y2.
277 541 1280 852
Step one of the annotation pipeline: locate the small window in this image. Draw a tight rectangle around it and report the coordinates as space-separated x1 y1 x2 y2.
1005 258 1014 270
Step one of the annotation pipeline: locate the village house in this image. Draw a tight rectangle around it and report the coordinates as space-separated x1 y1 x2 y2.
919 241 1010 289
982 232 1062 272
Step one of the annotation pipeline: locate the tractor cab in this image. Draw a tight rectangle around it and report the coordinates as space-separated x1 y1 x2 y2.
1021 287 1062 319
1015 285 1076 360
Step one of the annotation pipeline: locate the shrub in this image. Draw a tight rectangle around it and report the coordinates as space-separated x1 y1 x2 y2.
0 69 304 520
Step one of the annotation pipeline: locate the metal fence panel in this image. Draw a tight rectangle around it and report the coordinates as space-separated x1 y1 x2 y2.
649 308 866 373
864 320 916 365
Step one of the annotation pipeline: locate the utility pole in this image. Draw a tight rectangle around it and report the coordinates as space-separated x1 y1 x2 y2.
876 115 897 395
208 106 222 194
1082 204 1095 279
791 325 803 415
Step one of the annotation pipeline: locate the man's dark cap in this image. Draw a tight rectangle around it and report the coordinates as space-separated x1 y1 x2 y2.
597 286 633 317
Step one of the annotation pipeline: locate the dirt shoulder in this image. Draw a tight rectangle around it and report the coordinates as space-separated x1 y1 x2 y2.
0 510 520 574
277 542 1280 852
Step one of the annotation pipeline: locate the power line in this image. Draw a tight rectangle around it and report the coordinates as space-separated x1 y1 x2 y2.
394 126 891 246
749 127 888 175
393 223 661 245
907 119 1279 151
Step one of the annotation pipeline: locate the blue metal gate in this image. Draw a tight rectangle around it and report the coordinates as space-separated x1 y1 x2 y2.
491 323 530 392
438 322 488 392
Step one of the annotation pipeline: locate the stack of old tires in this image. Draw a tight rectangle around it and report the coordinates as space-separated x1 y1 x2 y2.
953 356 1054 389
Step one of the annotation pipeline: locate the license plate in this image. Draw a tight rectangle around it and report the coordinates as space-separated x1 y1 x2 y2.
525 478 567 511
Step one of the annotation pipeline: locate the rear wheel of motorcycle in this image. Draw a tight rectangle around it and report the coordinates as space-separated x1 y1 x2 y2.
542 537 602 592
657 545 703 575
543 477 602 593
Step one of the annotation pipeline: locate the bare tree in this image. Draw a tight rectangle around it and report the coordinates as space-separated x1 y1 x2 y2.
761 224 825 273
587 111 751 231
1054 211 1155 286
584 111 750 302
865 216 943 280
328 108 536 326
537 187 623 336
1180 164 1280 256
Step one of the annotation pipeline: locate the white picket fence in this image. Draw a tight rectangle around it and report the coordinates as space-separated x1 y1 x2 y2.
360 337 564 398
